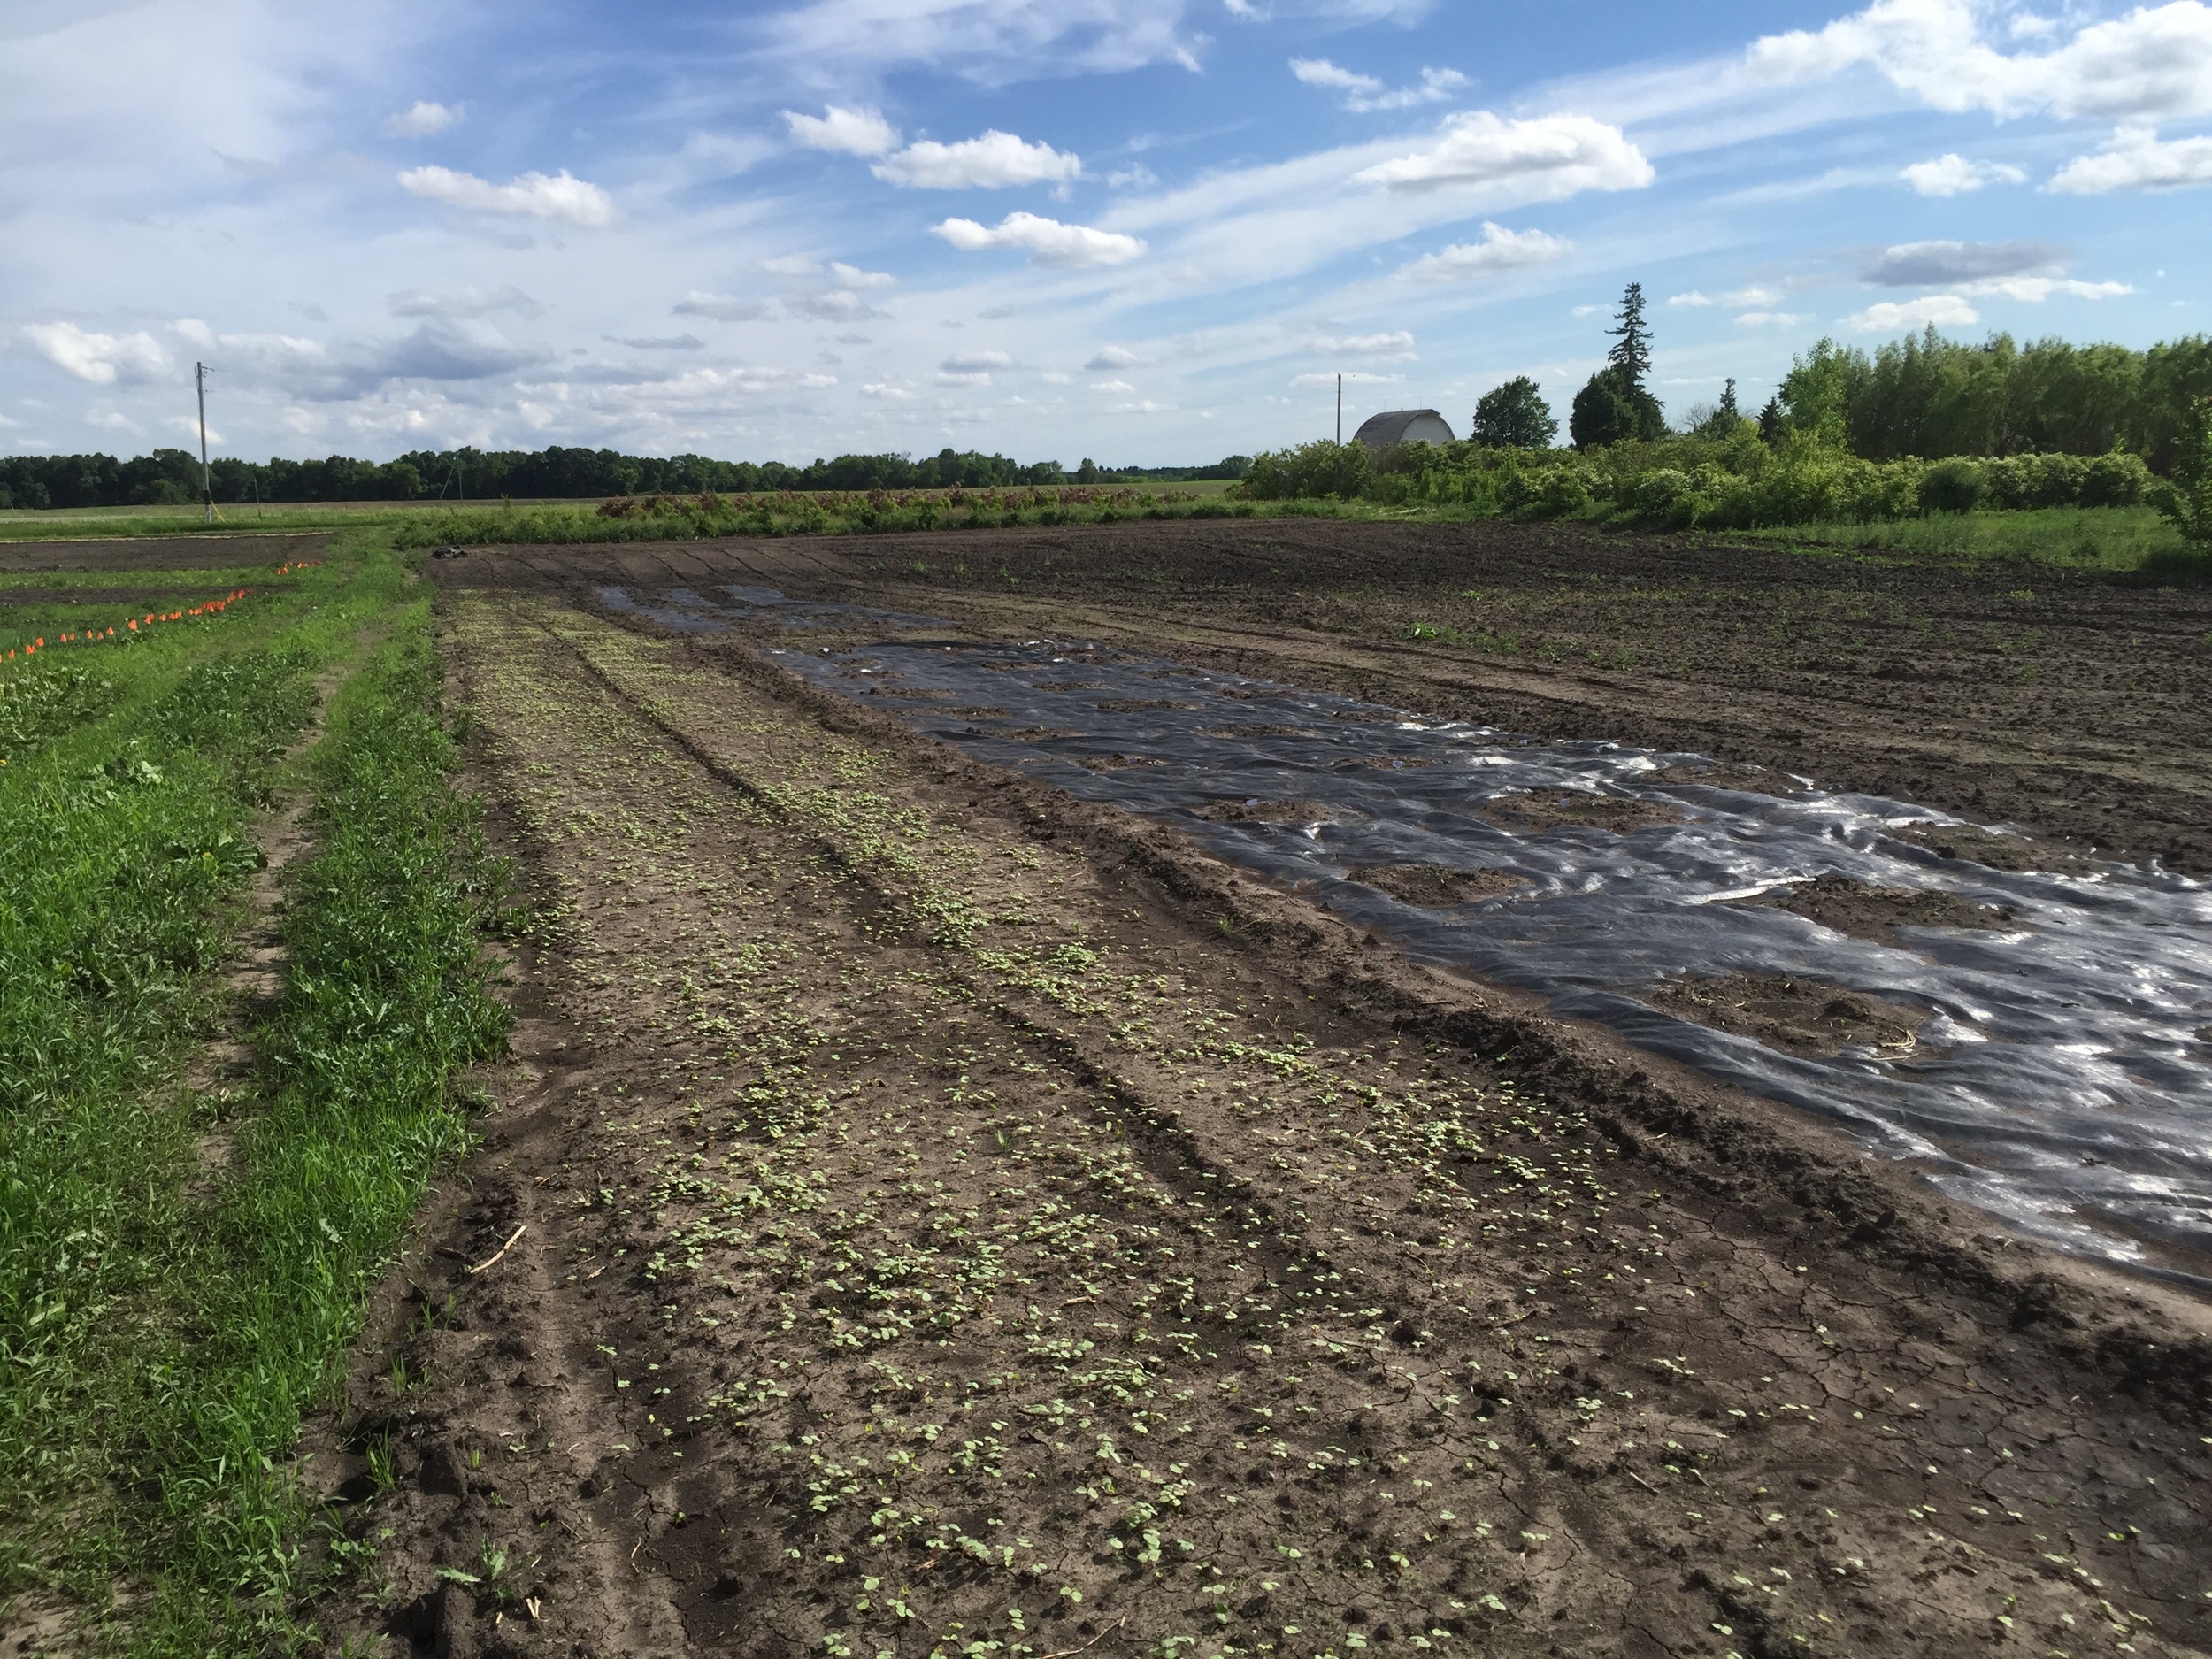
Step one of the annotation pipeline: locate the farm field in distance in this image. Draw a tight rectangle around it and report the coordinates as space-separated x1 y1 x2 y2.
3 520 2208 1659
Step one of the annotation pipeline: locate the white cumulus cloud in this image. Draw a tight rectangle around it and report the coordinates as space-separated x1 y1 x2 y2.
874 131 1081 188
397 165 615 226
1085 345 1149 369
22 321 169 384
1395 222 1570 281
830 262 896 289
383 100 461 139
1292 371 1402 386
931 211 1145 267
1845 295 1982 331
2050 124 2212 191
1959 277 2133 301
1747 0 2212 120
783 105 901 157
1901 152 2026 195
1356 111 1653 197
1311 331 1417 355
1291 58 1469 112
1670 285 1786 307
1736 311 1813 327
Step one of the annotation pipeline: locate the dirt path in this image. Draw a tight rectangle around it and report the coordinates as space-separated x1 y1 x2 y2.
313 587 2212 1659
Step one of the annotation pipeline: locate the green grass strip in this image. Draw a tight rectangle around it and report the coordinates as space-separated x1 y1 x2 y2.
0 541 508 1653
127 609 511 1654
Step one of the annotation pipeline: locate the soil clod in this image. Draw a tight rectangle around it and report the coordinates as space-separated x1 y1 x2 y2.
1648 972 1930 1057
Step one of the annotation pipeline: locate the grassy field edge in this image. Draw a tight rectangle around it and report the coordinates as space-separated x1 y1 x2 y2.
129 598 512 1655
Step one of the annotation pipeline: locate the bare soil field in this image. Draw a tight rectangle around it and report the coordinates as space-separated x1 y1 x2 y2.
0 530 330 573
447 516 2212 874
310 526 2212 1659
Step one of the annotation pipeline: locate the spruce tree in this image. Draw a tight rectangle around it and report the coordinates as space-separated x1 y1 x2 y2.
1717 378 1739 420
1605 282 1652 396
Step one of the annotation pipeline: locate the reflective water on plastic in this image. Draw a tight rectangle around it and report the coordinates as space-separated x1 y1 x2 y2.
602 583 2212 1280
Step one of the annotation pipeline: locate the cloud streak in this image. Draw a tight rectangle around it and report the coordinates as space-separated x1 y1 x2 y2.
397 165 616 225
22 321 169 384
1901 152 2024 195
1395 222 1570 281
783 104 901 157
932 211 1145 266
382 100 460 138
1747 0 2212 120
1355 111 1651 195
873 130 1081 188
1290 58 1468 112
2050 124 2212 192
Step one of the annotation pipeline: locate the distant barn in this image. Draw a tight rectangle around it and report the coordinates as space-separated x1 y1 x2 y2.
1352 409 1455 449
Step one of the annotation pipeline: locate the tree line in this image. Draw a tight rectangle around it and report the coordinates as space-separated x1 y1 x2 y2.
0 445 1252 511
1466 287 2212 475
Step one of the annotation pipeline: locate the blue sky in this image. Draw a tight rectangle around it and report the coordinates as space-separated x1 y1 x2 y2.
4 0 2208 466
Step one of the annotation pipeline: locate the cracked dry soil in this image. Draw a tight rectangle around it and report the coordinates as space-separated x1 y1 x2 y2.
312 545 2212 1659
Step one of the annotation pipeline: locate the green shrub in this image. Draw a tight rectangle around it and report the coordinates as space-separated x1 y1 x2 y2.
2080 450 2150 508
2158 396 2212 544
1631 468 1693 525
1240 441 1373 501
1919 458 1989 515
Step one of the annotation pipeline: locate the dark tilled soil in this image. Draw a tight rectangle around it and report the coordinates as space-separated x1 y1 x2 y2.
1474 791 1688 834
1882 821 2080 872
1195 795 1351 824
607 515 2204 879
1647 973 1930 1059
433 518 2212 872
1647 762 1806 794
1348 864 1529 906
303 552 2212 1659
1745 874 2018 948
0 531 330 572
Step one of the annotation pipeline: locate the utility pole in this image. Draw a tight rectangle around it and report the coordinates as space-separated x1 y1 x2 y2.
195 362 212 523
1336 373 1342 445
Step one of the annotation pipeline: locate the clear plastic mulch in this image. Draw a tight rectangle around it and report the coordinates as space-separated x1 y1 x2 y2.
602 584 2212 1282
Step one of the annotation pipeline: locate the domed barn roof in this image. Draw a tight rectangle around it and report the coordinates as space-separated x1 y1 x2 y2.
1351 408 1456 449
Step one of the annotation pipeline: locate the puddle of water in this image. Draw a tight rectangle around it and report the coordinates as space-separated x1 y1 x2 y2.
603 583 2212 1283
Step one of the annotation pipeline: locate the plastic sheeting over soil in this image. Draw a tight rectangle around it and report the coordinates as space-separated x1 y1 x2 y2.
603 584 2212 1279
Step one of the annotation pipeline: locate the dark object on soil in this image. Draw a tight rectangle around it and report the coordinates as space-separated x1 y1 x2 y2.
1348 863 1526 906
1197 796 1348 824
1648 762 1801 795
1648 972 1927 1058
1075 752 1168 772
431 544 468 560
1477 790 1686 834
1746 873 2017 947
1886 820 2074 872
